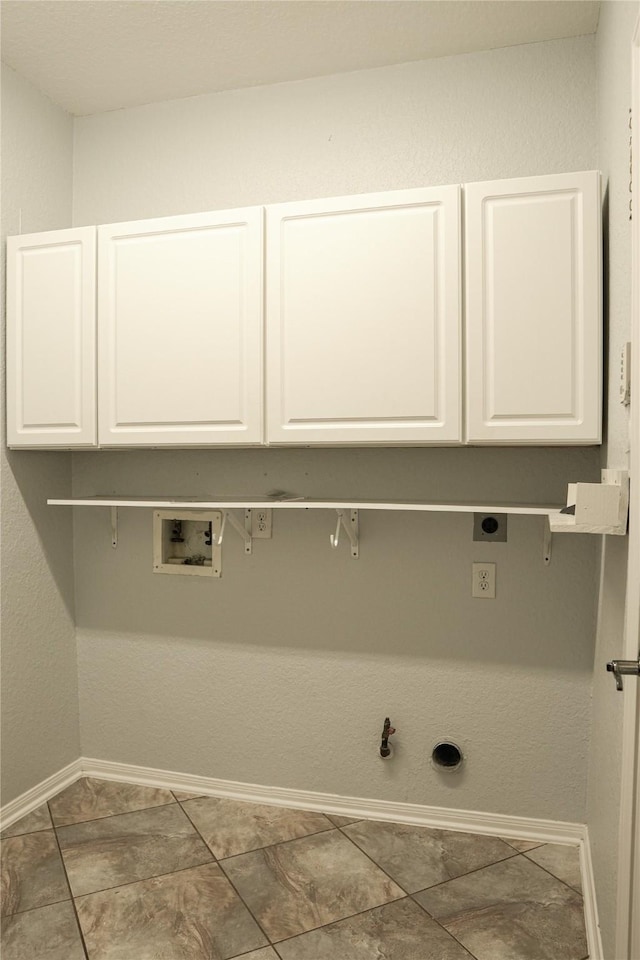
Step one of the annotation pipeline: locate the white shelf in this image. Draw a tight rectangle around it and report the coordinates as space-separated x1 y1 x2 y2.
547 470 629 536
47 495 562 516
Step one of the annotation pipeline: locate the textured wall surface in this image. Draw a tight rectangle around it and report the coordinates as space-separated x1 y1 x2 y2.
73 36 596 224
74 447 599 819
0 64 80 804
69 35 601 822
587 3 639 955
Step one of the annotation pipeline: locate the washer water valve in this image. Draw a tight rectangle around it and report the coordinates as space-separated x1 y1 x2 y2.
380 717 396 760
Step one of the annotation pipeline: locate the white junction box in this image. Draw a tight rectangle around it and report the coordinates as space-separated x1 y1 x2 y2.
153 510 223 577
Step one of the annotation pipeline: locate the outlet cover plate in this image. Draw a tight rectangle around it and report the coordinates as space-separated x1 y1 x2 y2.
473 513 507 542
472 562 496 599
250 508 272 539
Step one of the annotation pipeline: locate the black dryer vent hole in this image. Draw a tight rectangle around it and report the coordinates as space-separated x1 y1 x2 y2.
432 741 463 770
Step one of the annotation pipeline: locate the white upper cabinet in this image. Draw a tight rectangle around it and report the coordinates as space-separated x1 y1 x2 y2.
266 186 462 444
98 208 263 446
6 174 602 450
7 227 97 448
464 171 601 444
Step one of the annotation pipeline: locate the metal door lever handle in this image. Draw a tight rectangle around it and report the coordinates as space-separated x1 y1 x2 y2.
606 657 640 691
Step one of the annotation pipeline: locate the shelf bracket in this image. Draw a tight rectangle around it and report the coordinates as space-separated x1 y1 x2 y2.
329 509 359 558
111 507 118 549
215 510 252 554
543 518 552 566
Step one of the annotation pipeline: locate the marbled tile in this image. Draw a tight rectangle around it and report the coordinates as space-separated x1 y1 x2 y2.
276 896 471 960
221 828 404 941
415 853 587 960
501 837 544 853
1 804 52 839
327 814 361 827
173 790 205 801
231 950 279 960
182 796 332 858
1 900 85 960
49 777 174 826
58 802 213 896
525 842 583 893
76 861 268 960
0 831 69 916
343 820 515 893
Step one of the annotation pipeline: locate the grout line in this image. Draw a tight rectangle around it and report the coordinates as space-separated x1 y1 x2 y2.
215 857 274 949
1 817 54 840
50 799 177 830
179 804 273 947
48 802 90 960
174 803 219 862
69 859 221 902
404 848 522 898
409 895 477 959
521 850 584 898
228 947 281 960
269 897 413 949
52 794 218 902
2 892 73 919
214 832 429 950
69 853 215 901
336 823 520 895
410 854 588 959
334 824 412 894
502 838 544 853
212 822 339 864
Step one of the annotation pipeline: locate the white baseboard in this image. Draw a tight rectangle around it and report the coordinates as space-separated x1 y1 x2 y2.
83 756 586 842
580 826 604 960
0 759 82 830
1 756 602 959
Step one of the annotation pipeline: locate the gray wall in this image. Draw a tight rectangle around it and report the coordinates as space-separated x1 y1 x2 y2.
73 36 598 223
71 36 601 822
0 64 80 804
587 2 639 955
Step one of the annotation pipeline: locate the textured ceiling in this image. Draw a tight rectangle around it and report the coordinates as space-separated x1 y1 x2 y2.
1 0 600 117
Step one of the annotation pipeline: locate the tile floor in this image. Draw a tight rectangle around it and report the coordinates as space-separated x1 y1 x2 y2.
0 777 589 960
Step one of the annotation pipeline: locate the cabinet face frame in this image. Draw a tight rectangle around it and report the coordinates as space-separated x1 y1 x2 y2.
265 185 462 445
7 226 97 448
98 207 264 447
464 170 602 445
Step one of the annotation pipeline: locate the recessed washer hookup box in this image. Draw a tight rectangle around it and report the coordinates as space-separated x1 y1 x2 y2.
153 509 223 577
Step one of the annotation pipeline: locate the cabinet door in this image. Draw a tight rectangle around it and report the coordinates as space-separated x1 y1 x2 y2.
98 208 263 446
266 186 461 444
7 227 97 448
465 171 601 444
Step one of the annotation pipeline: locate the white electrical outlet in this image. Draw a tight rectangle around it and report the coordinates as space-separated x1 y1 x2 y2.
251 509 272 539
472 562 496 599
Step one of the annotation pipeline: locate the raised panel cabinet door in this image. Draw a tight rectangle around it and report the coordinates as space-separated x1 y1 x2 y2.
98 207 263 446
7 227 97 448
465 171 602 444
266 186 462 444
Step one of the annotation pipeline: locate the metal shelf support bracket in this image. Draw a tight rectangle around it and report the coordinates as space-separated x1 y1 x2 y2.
111 507 118 549
543 518 552 566
215 510 252 554
329 509 359 558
